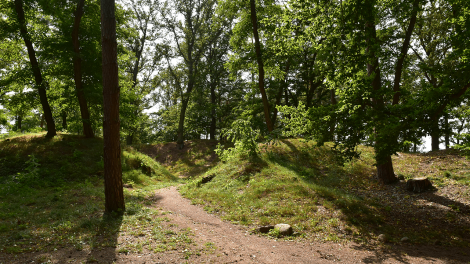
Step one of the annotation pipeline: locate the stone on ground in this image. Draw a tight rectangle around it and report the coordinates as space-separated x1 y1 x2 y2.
274 224 293 236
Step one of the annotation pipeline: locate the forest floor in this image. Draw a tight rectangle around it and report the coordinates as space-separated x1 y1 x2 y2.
2 185 468 263
0 134 469 263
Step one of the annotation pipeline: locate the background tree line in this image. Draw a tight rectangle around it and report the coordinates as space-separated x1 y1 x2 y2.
1 0 469 184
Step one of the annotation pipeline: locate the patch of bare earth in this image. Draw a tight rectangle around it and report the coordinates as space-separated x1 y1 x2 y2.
139 140 219 177
1 186 469 263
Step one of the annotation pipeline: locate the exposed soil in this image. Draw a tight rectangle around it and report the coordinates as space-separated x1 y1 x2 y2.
1 186 469 263
140 140 219 167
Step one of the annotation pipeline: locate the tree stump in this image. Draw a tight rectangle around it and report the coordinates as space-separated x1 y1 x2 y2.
406 178 432 193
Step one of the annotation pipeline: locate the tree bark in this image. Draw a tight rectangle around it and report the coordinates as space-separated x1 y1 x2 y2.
14 0 56 138
271 62 290 126
210 80 216 140
101 0 125 214
177 97 190 149
392 0 419 105
72 0 94 138
17 115 22 131
376 155 397 184
444 113 450 149
329 89 337 141
61 111 67 130
249 0 273 132
431 116 440 151
365 0 396 183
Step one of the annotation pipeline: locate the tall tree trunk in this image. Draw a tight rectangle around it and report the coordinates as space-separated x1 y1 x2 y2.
72 0 94 138
444 113 450 149
101 0 125 214
329 89 337 141
40 114 45 129
177 98 190 149
367 0 418 184
61 111 67 130
249 0 273 132
365 1 395 184
17 115 22 131
306 78 314 108
14 0 56 138
126 134 133 145
210 81 216 140
272 62 290 126
431 116 440 151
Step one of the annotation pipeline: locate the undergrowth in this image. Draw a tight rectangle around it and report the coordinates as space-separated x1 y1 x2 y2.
181 139 470 246
0 133 182 255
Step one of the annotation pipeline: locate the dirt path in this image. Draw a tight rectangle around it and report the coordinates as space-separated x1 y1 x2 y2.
151 186 470 264
2 186 469 264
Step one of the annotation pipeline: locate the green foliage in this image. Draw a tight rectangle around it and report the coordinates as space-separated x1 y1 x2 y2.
215 119 261 162
277 102 310 138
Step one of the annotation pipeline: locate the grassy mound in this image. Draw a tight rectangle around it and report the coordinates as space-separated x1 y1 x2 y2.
180 139 470 246
139 139 219 178
0 133 180 255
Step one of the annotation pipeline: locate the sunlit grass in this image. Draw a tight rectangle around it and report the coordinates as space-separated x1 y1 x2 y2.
180 138 470 246
0 133 182 254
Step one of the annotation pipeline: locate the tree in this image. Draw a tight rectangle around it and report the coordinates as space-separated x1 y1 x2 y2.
249 0 272 132
72 0 94 138
120 0 161 145
101 0 125 213
13 0 56 137
159 0 219 148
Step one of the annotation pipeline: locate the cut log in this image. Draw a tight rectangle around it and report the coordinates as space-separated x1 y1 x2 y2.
197 174 216 187
406 177 432 193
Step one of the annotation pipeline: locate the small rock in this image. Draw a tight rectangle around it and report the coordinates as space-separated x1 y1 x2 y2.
274 223 293 236
258 225 275 234
378 234 388 243
401 237 409 243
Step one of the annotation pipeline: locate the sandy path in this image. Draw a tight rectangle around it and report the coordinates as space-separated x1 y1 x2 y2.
153 186 470 264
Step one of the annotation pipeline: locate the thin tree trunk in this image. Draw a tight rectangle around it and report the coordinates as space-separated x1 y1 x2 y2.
272 62 290 126
444 113 449 149
210 81 216 140
17 115 22 131
330 89 337 141
249 0 273 132
40 114 45 129
61 111 67 130
365 1 396 183
392 0 419 105
72 0 94 138
14 0 56 138
367 0 418 184
126 134 133 145
431 116 440 151
177 98 190 149
101 0 125 214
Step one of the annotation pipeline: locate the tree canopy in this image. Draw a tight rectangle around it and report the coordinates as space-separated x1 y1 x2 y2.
1 0 469 185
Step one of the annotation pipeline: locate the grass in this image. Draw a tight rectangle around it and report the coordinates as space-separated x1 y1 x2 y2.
0 133 183 255
180 138 470 246
138 139 219 178
180 140 381 243
1 132 469 259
